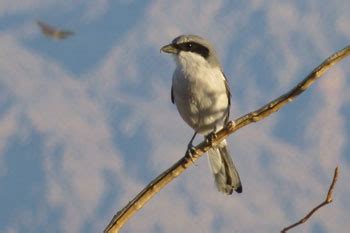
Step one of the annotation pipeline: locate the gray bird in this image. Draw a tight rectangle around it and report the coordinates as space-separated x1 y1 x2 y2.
37 20 74 40
161 35 242 194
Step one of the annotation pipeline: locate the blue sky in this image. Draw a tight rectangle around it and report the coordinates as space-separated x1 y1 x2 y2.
0 1 350 233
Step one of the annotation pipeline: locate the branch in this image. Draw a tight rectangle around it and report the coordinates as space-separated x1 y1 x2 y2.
104 46 350 233
281 166 340 233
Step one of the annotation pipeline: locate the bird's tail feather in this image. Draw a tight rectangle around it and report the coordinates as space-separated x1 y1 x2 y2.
208 139 242 194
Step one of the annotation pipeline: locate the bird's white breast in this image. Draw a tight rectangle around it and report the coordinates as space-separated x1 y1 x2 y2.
172 52 229 135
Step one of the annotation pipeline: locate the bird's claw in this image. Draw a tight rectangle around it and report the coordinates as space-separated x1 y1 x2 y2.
185 144 197 166
226 120 235 128
205 132 217 147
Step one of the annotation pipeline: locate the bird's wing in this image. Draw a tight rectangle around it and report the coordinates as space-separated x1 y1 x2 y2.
222 72 231 123
171 85 175 104
37 20 56 36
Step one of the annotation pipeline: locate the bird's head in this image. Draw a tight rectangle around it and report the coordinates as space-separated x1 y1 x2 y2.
161 35 221 68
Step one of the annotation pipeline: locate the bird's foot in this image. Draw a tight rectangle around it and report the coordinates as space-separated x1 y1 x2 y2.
205 131 217 147
226 120 236 128
185 144 197 166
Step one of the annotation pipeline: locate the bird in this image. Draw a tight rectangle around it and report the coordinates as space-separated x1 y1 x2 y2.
161 35 242 195
36 20 74 40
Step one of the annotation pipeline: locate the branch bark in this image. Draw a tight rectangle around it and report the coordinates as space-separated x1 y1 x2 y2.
281 166 339 233
104 45 350 233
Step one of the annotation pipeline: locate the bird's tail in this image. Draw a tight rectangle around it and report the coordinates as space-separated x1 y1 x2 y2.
208 139 242 194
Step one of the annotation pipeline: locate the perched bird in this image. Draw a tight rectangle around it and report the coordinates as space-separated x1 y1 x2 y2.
36 20 74 40
161 35 242 194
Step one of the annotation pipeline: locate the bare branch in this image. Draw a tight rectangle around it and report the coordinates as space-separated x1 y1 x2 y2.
281 166 340 233
104 46 350 233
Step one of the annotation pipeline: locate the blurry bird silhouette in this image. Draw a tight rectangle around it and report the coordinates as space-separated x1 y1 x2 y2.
36 20 74 40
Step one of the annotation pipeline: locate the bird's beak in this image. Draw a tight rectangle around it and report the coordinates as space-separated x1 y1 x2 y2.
160 44 178 54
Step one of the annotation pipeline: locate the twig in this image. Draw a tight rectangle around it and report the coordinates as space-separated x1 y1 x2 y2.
281 166 340 233
104 46 350 233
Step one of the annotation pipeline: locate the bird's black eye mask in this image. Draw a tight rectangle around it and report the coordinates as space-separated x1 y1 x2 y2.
174 42 210 59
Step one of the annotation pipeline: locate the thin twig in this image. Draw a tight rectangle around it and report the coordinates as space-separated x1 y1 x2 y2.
281 166 339 233
104 46 350 233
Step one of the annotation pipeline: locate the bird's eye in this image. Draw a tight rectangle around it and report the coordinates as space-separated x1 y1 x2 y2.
186 43 193 50
177 42 197 52
176 41 209 58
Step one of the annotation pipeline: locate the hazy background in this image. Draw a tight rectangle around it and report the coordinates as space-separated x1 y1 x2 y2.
0 0 349 232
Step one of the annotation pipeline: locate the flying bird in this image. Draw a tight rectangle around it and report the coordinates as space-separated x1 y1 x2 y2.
36 20 74 40
161 35 242 195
